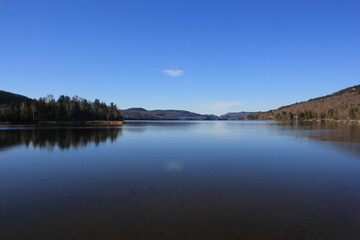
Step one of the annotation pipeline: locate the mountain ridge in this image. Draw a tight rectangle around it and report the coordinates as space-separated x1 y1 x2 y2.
121 108 220 120
219 112 255 120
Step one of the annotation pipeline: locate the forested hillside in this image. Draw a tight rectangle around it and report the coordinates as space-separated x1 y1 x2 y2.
0 93 123 122
0 90 30 106
246 85 360 121
122 108 218 120
219 112 254 120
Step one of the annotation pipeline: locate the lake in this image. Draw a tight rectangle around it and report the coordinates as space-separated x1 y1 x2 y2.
1 121 360 240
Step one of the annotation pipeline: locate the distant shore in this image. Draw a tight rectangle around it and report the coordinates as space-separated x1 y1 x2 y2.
0 121 124 126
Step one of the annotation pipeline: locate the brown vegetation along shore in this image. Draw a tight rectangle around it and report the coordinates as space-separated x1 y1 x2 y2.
0 121 124 126
83 121 124 126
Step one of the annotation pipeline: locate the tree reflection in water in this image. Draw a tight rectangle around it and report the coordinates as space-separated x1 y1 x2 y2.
0 127 122 151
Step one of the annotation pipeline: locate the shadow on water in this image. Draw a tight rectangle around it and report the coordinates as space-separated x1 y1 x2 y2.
0 127 122 151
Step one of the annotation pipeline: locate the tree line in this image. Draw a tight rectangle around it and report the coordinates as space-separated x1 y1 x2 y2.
0 95 123 122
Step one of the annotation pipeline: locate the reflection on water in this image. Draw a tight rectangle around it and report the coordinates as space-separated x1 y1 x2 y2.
277 121 360 142
0 121 360 240
276 121 360 155
0 127 122 151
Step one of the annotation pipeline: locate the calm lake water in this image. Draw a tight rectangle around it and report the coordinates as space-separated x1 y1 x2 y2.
1 121 360 240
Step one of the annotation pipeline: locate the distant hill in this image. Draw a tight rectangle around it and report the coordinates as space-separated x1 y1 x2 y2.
246 85 360 121
122 108 219 120
0 90 31 107
219 112 254 120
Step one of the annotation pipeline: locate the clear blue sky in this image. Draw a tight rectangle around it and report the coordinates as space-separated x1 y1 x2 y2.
1 0 359 115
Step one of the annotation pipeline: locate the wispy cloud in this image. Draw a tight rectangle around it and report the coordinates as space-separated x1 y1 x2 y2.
206 101 243 113
162 69 184 77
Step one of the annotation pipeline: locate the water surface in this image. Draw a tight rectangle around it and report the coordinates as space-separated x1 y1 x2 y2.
1 121 360 240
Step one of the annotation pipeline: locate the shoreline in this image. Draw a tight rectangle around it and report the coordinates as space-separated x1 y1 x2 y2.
0 120 124 126
298 119 360 124
241 119 360 124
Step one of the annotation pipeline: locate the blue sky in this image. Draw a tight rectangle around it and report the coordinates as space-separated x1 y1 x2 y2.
1 0 359 115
